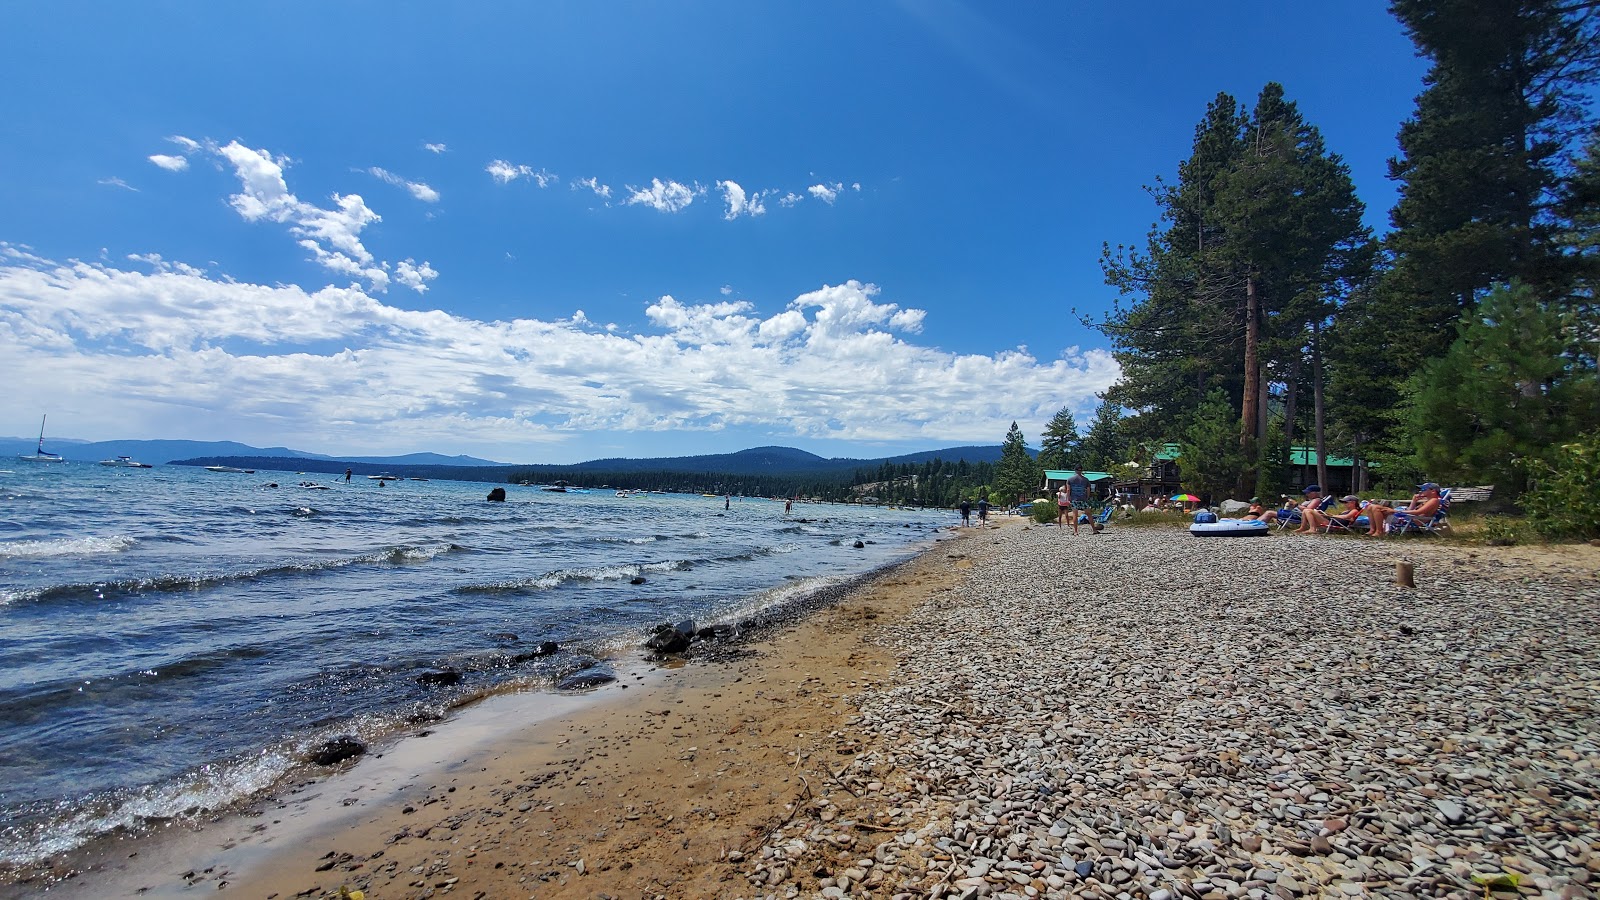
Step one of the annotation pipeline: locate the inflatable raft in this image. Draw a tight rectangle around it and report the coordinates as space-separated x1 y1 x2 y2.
1189 517 1270 537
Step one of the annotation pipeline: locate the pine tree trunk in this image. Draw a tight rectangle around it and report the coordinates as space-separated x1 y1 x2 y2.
1241 274 1260 451
1312 320 1330 492
1282 352 1301 444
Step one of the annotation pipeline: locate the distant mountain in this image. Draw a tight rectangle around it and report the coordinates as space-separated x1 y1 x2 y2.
0 438 504 467
566 445 834 474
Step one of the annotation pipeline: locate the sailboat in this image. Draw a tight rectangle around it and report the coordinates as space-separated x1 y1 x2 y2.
18 415 65 464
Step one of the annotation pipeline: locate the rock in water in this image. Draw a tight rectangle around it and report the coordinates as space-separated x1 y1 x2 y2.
486 487 507 502
557 670 617 691
852 540 865 549
415 670 462 687
630 576 647 585
308 736 366 766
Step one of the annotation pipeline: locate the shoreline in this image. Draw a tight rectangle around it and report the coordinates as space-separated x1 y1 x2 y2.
2 521 982 898
12 521 1600 899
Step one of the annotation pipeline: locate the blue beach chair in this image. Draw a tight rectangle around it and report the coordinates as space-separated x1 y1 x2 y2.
1277 494 1333 531
1387 489 1452 535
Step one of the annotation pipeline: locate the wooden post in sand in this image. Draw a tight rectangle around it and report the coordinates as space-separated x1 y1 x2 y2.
1396 561 1415 589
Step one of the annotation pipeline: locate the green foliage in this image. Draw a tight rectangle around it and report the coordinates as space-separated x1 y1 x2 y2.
1077 401 1128 471
1030 499 1060 525
1480 515 1533 547
1407 283 1600 493
1038 407 1079 471
1178 389 1247 501
991 422 1042 507
1523 429 1600 540
1254 422 1291 499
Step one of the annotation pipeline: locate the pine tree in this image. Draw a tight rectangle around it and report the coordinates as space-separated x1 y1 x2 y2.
1406 282 1600 492
1179 389 1247 502
1076 401 1128 471
991 422 1041 507
1037 407 1079 471
1383 0 1600 364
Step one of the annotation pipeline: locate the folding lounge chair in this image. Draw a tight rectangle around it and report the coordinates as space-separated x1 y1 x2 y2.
1386 489 1452 535
1277 495 1333 531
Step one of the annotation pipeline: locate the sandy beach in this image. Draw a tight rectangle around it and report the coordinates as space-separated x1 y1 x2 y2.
13 519 1600 900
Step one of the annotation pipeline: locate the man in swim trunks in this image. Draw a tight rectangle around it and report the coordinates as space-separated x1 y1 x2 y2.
1065 467 1090 536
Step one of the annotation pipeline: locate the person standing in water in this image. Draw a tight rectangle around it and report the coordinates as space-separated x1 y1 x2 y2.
344 468 352 482
958 499 971 527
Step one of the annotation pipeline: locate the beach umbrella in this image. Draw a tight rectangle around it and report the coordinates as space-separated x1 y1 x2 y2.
1170 493 1200 502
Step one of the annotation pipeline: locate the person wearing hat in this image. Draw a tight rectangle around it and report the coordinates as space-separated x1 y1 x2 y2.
1292 484 1327 534
1320 494 1369 533
1364 483 1442 535
1242 496 1279 524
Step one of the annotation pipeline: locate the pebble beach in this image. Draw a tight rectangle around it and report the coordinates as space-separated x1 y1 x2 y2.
18 518 1600 900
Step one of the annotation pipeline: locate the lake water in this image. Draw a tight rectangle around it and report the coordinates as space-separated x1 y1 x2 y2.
0 462 948 866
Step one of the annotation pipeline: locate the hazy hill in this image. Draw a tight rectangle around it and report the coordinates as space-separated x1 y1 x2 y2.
0 437 503 466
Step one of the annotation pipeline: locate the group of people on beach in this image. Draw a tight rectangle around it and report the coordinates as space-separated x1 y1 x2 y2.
1241 482 1445 535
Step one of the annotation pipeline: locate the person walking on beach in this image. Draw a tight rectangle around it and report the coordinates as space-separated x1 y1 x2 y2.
1055 485 1071 528
1066 467 1090 535
976 497 989 527
958 499 971 527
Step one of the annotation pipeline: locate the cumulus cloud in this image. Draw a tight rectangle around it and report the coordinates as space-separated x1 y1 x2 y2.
367 166 440 202
423 142 448 154
148 154 189 172
486 159 557 187
0 249 1119 455
626 178 697 213
211 141 434 293
808 182 842 204
717 180 768 219
778 192 804 207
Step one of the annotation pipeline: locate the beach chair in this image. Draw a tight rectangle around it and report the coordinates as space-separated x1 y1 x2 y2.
1320 507 1370 535
1386 489 1452 535
1277 495 1332 531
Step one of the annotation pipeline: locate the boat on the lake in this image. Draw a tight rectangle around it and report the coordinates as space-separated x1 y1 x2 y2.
204 465 255 474
18 415 65 464
368 473 401 481
99 456 153 468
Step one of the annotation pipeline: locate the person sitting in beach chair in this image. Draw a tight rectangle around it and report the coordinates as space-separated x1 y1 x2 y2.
1365 483 1447 535
1320 495 1370 534
1242 496 1280 525
1288 485 1333 533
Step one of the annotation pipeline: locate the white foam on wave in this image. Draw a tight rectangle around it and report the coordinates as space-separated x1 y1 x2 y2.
0 535 136 560
0 748 296 866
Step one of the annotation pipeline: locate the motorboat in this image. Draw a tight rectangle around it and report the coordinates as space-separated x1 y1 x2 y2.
205 465 255 474
367 473 401 481
99 456 153 468
18 415 65 464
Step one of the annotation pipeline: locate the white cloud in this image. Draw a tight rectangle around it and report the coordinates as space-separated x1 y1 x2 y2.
98 177 138 191
423 142 448 154
625 178 696 213
571 176 612 199
778 192 804 207
717 180 767 219
210 141 431 293
148 154 189 172
0 251 1120 453
394 258 439 293
368 167 440 202
486 159 557 187
808 182 842 204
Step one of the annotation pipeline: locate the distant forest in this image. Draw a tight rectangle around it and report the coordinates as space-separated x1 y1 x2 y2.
172 452 1006 507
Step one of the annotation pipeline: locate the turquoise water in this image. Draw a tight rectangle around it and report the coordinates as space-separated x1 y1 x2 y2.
0 462 947 866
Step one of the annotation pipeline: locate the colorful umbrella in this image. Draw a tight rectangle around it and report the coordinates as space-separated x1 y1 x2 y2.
1170 493 1200 502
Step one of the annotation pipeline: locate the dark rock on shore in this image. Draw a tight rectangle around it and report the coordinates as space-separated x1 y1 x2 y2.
415 670 462 687
486 487 507 502
645 620 696 654
307 736 366 766
556 670 617 691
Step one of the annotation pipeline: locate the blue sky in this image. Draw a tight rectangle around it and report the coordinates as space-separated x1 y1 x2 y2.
1 2 1427 463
